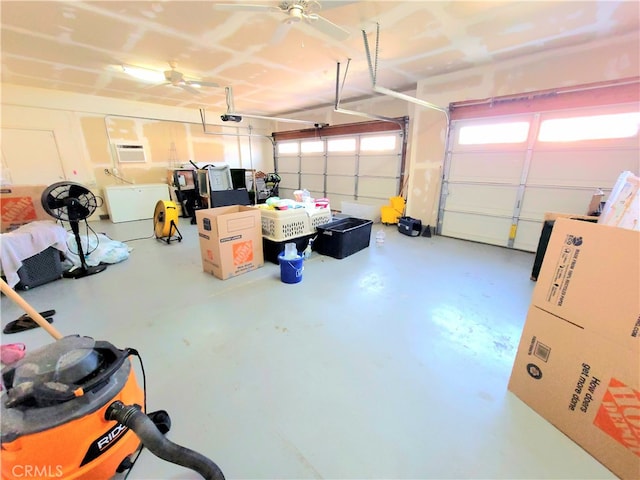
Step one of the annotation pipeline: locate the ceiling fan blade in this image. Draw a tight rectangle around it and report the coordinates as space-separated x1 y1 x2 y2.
187 80 219 88
180 84 200 95
270 21 293 45
142 82 169 90
321 0 358 9
213 4 280 13
308 14 350 40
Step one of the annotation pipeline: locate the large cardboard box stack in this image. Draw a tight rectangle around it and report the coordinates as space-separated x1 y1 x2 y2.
509 218 640 480
0 185 50 232
195 206 264 280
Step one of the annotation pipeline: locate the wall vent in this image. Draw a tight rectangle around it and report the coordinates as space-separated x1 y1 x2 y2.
115 143 146 163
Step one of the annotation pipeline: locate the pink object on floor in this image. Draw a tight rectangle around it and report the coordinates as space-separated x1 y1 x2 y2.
1 343 26 365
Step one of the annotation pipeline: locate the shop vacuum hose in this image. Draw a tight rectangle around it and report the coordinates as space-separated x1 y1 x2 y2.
106 401 225 480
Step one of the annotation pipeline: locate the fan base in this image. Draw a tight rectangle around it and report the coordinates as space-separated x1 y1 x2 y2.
63 264 107 279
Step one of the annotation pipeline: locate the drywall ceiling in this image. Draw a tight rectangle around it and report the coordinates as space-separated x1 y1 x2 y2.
1 1 638 118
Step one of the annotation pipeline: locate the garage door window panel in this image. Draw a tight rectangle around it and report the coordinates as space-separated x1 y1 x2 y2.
458 122 530 145
327 137 356 153
277 142 299 155
360 134 397 151
301 140 324 153
538 111 640 143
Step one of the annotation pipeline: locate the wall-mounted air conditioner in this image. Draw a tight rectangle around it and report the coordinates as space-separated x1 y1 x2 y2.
114 143 146 163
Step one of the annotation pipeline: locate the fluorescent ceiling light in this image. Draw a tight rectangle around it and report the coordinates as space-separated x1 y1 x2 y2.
122 65 164 83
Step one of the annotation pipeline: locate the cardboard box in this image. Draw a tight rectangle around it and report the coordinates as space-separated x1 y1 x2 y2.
509 306 640 480
195 206 263 280
0 185 50 232
533 218 640 350
543 211 599 222
599 171 640 231
514 218 640 478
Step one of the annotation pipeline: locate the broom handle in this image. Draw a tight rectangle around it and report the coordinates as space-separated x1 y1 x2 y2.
0 278 63 340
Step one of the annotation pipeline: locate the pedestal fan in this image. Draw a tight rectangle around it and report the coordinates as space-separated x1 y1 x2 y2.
41 181 107 279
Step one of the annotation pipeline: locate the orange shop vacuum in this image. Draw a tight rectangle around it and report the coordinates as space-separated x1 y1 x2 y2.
0 279 225 480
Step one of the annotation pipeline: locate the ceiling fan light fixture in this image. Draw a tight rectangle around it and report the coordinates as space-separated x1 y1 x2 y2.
122 65 164 83
287 5 304 22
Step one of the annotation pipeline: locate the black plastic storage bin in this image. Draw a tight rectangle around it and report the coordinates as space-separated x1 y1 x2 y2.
314 217 373 259
262 232 316 264
16 246 64 290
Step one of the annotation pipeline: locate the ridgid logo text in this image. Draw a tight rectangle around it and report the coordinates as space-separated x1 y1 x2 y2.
98 422 127 450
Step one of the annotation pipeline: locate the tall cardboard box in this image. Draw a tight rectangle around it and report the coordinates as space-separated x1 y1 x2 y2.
511 218 640 479
532 218 640 351
195 206 263 280
0 185 50 232
509 306 639 480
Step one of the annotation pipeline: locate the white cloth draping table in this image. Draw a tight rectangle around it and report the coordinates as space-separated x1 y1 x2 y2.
0 221 68 288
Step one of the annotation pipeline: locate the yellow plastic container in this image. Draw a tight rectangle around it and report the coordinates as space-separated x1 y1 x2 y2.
390 196 406 212
381 205 401 225
380 196 405 224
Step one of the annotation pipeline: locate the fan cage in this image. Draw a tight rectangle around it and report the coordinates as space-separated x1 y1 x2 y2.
42 182 98 222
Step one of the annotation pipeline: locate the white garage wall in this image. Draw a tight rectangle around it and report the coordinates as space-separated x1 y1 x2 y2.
0 84 274 217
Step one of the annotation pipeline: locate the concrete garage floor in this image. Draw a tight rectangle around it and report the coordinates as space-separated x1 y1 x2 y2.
0 219 615 480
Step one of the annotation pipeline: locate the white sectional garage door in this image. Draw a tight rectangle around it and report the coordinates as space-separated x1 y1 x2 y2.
275 130 404 210
439 101 640 252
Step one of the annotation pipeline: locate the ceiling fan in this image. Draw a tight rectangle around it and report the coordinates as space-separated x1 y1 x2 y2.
214 1 350 43
162 61 219 94
122 61 219 95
